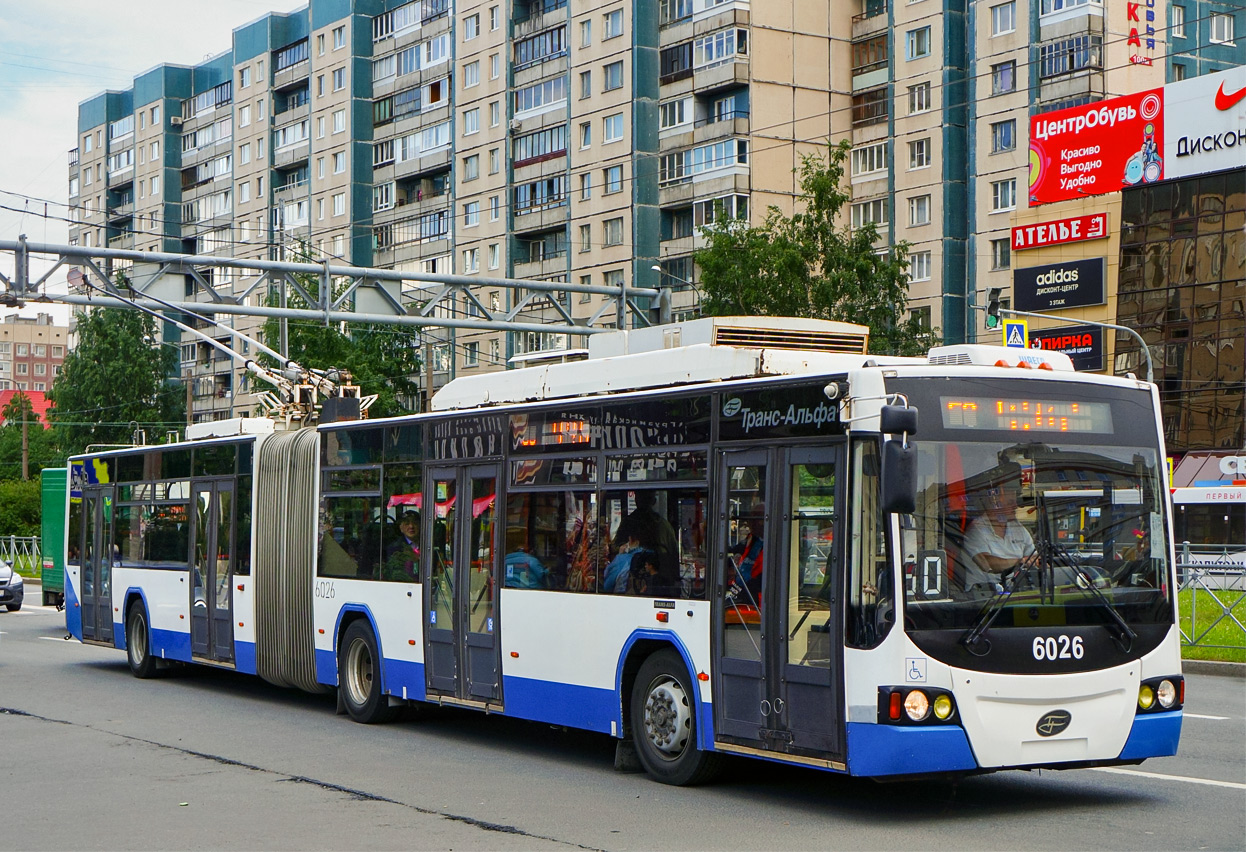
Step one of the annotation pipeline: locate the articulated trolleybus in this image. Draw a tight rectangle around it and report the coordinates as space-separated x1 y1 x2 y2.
63 317 1182 784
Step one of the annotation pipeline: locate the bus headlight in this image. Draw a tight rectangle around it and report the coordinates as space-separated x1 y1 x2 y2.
904 690 930 721
932 693 954 720
1137 684 1155 711
1137 676 1184 713
1156 679 1177 709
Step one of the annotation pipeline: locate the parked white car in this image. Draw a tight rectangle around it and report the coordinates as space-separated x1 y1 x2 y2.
0 561 24 612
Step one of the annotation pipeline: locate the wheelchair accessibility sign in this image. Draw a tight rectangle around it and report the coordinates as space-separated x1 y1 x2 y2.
905 658 927 683
1004 319 1029 348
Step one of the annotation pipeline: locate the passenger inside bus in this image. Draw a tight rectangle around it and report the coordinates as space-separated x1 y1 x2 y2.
612 490 679 586
382 510 420 582
726 504 765 605
504 529 547 589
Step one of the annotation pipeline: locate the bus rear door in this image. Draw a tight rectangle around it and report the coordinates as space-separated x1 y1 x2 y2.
80 487 115 645
715 446 844 759
424 464 502 706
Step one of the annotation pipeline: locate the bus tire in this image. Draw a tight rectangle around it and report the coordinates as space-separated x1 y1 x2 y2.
339 621 396 724
126 603 159 679
630 649 720 786
6 603 20 612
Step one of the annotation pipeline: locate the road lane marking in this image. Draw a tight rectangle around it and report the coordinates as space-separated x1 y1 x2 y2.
1183 713 1230 720
1090 766 1246 790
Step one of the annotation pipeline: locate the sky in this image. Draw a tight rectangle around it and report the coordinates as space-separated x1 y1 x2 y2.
0 0 296 325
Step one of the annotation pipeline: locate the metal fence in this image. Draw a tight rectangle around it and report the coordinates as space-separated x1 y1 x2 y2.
0 535 40 570
1177 544 1246 652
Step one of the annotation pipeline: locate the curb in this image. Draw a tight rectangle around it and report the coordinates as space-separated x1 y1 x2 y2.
1181 659 1246 678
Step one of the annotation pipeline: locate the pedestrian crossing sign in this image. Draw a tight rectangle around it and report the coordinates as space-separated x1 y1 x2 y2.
1003 320 1028 348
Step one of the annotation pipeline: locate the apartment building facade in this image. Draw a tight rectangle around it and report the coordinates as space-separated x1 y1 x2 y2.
0 314 68 395
67 0 1243 435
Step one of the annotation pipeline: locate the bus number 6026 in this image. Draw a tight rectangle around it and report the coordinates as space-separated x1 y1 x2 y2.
1033 635 1084 661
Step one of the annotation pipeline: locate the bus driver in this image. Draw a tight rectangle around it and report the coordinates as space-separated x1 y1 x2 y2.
963 483 1037 591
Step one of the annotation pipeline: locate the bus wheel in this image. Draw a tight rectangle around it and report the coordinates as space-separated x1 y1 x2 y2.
126 604 159 679
630 649 719 786
339 621 396 724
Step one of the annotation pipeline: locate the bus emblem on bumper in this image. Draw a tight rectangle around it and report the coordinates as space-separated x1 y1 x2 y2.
1036 710 1072 737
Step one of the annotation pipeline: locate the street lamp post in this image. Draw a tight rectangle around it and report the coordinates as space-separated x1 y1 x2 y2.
650 265 702 319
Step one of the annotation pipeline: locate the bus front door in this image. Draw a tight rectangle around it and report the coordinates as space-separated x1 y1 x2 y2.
80 488 114 645
424 465 502 706
715 447 843 759
189 482 235 664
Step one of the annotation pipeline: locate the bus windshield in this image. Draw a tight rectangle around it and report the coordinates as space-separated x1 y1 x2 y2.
901 438 1172 633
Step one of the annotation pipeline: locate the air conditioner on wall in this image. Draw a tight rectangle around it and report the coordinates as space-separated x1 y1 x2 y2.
508 118 522 132
170 116 183 126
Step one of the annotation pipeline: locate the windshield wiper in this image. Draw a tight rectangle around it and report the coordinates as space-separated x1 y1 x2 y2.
961 575 1017 656
1045 544 1137 654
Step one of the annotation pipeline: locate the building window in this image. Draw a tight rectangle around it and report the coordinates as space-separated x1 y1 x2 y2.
334 26 346 49
850 198 888 230
240 67 251 88
580 173 591 199
490 6 499 30
604 8 623 39
992 2 1016 36
464 154 479 180
604 269 624 291
906 26 931 60
603 217 624 246
332 68 345 90
991 238 1011 270
489 147 499 174
490 101 500 127
1171 5 1185 37
604 165 623 194
991 119 1016 153
580 122 591 148
579 224 592 252
464 61 480 88
488 243 499 269
992 61 1016 94
580 71 592 99
464 201 480 226
1038 35 1102 79
1172 63 1187 82
604 113 623 143
908 138 930 169
603 61 624 91
910 251 932 282
851 141 889 177
852 88 889 127
463 247 479 272
464 341 479 367
1210 13 1234 44
333 109 346 133
581 19 592 47
464 107 480 135
490 196 500 220
991 178 1016 211
909 195 931 226
908 82 931 114
464 13 480 40
333 152 345 173
374 183 394 212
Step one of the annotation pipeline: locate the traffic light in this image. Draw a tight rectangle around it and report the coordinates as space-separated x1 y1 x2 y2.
985 288 1002 328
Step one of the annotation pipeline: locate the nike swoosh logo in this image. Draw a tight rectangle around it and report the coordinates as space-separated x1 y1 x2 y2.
1214 81 1246 111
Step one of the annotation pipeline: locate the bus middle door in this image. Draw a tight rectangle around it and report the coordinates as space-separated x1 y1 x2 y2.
715 447 843 759
189 481 236 664
424 464 502 706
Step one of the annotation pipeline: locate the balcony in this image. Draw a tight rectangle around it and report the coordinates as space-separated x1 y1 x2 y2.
852 1 888 38
513 0 567 39
692 58 748 96
68 148 79 167
273 140 310 169
273 59 310 92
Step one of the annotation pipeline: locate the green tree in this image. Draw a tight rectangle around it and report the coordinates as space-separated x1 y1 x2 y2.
47 306 183 455
0 479 42 536
0 393 61 481
694 139 939 356
261 257 422 418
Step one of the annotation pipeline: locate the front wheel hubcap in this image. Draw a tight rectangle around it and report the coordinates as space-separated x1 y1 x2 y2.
644 677 691 758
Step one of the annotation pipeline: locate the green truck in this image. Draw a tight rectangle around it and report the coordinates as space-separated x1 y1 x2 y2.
40 467 66 608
